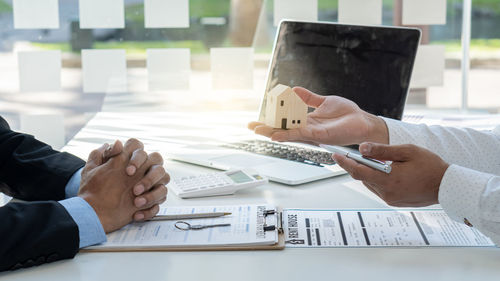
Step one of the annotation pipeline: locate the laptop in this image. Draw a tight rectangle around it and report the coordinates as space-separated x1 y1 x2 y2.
170 21 421 185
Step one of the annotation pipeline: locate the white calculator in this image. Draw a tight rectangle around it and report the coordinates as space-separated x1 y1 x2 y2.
169 169 268 199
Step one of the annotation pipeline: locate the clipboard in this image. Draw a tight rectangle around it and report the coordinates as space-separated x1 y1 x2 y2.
82 206 286 253
82 233 285 252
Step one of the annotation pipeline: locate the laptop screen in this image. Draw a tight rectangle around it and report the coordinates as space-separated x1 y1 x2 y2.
259 21 421 121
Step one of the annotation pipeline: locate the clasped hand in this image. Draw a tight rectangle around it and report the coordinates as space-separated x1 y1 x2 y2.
78 138 169 233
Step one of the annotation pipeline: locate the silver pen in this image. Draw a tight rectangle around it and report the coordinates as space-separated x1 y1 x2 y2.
150 212 232 221
320 144 392 174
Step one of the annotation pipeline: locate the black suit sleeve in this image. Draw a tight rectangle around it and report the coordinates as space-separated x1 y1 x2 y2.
0 117 86 201
0 117 87 271
0 201 79 271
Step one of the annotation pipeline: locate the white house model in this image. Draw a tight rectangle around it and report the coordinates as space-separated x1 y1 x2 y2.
265 84 308 129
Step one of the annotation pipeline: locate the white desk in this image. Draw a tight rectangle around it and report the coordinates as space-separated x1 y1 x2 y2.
3 111 500 281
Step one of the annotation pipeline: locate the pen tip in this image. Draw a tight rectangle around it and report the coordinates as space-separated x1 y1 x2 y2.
224 212 232 215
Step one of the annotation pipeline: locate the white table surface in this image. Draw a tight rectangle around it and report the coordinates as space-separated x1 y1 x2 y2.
3 111 500 281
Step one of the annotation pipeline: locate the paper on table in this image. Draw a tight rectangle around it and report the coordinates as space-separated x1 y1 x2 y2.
20 114 65 150
410 45 445 88
18 50 61 92
403 0 447 25
283 209 494 247
338 0 382 25
274 0 318 27
145 0 190 28
82 49 127 93
79 0 124 29
210 48 254 90
13 0 59 29
147 48 190 90
90 205 278 249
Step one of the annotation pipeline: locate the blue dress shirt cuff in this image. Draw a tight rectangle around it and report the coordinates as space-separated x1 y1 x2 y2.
59 197 107 248
65 168 83 198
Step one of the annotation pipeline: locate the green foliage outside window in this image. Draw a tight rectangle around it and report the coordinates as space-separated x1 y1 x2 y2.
126 0 231 23
0 0 11 13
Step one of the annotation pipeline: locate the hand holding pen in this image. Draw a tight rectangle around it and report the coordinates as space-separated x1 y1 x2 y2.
331 142 449 207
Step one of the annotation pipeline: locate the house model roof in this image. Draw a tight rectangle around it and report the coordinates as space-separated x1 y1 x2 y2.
268 84 293 98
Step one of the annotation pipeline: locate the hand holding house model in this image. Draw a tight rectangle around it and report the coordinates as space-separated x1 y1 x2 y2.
265 84 308 130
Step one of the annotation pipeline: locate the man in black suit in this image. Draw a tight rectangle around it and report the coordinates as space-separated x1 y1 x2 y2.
0 116 170 271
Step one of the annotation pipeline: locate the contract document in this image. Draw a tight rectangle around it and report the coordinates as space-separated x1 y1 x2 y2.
283 209 495 247
89 205 279 250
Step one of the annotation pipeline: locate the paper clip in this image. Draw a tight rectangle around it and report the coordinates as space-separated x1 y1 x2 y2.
174 221 231 231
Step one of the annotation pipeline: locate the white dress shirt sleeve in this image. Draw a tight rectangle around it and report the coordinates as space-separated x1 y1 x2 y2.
382 117 500 175
382 117 500 245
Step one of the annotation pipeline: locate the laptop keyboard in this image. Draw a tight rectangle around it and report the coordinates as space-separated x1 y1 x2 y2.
220 140 336 167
